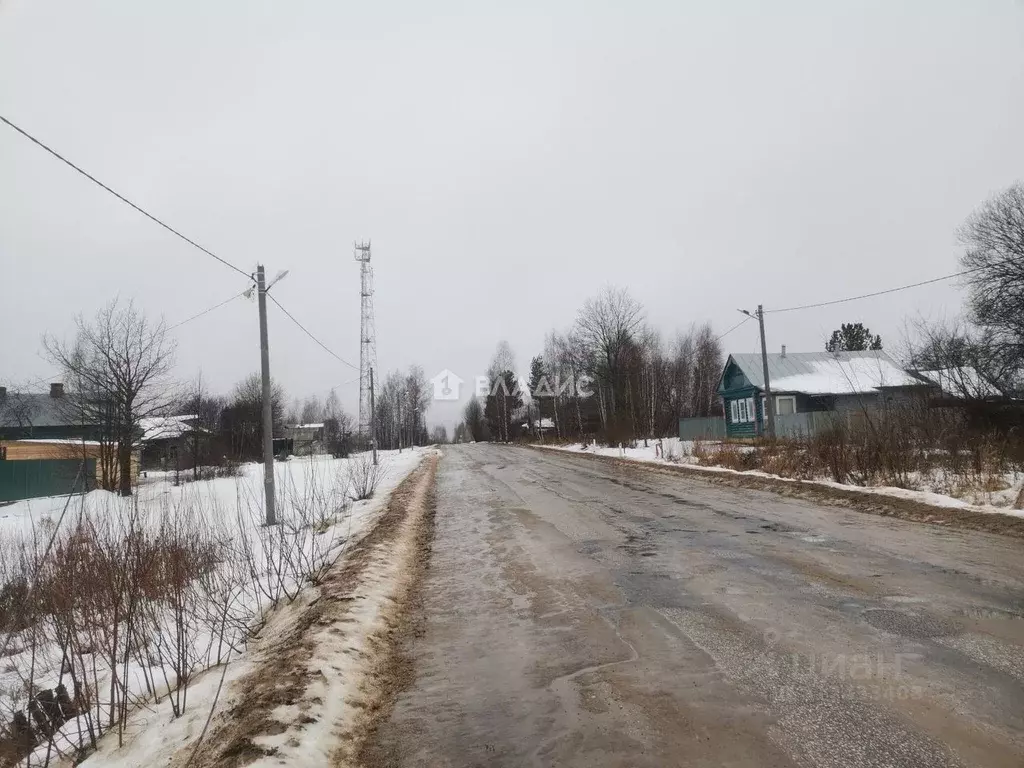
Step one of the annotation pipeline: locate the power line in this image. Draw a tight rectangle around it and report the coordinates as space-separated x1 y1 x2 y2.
267 294 359 370
716 316 752 341
0 114 253 282
168 290 249 330
763 266 983 314
329 374 362 392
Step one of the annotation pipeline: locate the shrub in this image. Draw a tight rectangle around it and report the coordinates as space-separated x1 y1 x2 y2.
347 453 386 501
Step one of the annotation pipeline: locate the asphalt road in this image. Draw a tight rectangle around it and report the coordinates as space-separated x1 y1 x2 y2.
369 444 1024 768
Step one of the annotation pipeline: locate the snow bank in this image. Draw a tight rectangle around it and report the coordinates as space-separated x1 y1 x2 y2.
543 440 1024 520
0 448 428 768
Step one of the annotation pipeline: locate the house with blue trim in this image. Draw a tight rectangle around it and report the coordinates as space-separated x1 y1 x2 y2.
717 349 929 438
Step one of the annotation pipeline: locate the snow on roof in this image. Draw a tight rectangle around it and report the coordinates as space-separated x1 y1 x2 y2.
915 367 1003 399
293 422 325 430
728 351 921 396
14 438 104 446
139 415 198 442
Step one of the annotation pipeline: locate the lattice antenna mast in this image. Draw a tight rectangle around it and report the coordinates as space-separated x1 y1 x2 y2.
355 241 377 437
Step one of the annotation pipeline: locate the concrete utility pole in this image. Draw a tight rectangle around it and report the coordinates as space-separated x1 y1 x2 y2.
740 304 775 439
369 367 378 466
256 265 276 525
354 242 377 440
756 304 776 438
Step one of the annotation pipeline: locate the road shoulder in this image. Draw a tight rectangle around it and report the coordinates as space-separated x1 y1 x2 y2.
530 444 1024 539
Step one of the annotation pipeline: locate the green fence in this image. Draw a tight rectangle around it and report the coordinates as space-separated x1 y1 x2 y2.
0 459 94 503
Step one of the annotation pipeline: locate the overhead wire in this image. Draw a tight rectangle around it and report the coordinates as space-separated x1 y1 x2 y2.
716 316 752 341
0 114 253 282
267 294 359 370
763 266 984 314
168 290 249 330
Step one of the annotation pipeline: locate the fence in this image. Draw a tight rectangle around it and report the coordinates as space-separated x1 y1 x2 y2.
679 417 727 441
0 459 94 503
679 412 862 441
774 411 852 438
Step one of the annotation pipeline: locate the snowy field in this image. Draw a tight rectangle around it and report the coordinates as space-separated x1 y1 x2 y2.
545 439 1024 519
0 448 427 767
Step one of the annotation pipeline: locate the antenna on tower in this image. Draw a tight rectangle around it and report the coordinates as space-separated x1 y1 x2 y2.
354 241 377 439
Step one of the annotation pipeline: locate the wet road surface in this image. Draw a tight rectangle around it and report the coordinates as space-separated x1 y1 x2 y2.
369 444 1024 767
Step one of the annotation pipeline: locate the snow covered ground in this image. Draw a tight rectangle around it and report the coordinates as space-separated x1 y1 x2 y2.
543 439 1024 520
0 448 428 768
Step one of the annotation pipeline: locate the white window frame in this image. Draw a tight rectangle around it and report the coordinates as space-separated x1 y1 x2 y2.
730 399 739 423
746 397 755 423
776 395 797 416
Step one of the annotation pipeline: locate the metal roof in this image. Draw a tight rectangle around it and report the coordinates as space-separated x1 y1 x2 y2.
725 350 923 395
0 392 81 428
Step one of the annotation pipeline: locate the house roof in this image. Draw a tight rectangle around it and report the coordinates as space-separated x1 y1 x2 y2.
725 351 923 396
914 367 1003 399
0 392 81 429
139 415 200 442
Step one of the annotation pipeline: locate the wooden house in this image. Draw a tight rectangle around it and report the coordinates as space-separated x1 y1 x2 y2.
716 349 931 438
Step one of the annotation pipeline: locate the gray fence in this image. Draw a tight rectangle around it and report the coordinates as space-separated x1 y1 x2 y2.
679 417 727 441
775 411 847 438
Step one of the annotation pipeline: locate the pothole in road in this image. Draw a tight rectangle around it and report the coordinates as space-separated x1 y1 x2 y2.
862 608 962 638
578 540 603 555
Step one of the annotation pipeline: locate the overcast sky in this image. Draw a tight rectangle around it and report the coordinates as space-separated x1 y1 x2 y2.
2 0 1023 430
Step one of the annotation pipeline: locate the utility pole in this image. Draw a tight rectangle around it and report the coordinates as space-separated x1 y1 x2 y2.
354 242 377 440
369 367 378 466
739 304 775 439
256 264 276 525
756 304 775 439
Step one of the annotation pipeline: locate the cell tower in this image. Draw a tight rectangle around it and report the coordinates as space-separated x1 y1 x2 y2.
354 241 377 437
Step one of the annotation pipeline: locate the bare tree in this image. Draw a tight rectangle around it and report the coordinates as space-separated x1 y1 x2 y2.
405 365 431 446
182 373 226 478
323 390 353 457
905 317 1011 399
299 396 324 425
959 182 1024 360
574 287 644 433
221 374 284 461
486 342 520 442
690 322 723 418
44 299 177 496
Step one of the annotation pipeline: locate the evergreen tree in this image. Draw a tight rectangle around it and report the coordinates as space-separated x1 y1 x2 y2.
826 322 882 352
484 371 523 442
527 355 549 434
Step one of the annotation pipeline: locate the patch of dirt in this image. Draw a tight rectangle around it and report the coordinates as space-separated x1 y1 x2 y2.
532 447 1024 539
172 456 438 768
334 457 438 768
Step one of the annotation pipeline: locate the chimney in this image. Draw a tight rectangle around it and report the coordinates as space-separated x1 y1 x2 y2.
50 382 64 398
781 345 787 359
